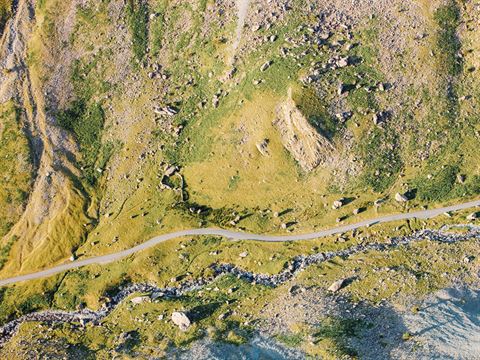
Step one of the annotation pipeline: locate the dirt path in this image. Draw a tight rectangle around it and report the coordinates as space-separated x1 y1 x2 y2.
0 199 478 287
228 0 251 65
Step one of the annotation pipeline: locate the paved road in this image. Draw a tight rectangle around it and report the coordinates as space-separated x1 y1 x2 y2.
0 199 479 287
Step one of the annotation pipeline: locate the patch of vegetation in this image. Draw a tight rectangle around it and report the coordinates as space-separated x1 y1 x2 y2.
0 0 12 36
126 0 149 63
0 236 16 270
456 175 480 197
358 127 402 192
276 333 304 347
434 2 461 77
227 173 241 190
0 102 33 238
293 85 339 140
342 20 383 113
314 317 365 357
150 0 168 55
56 57 112 184
413 165 459 202
57 101 105 184
17 293 52 314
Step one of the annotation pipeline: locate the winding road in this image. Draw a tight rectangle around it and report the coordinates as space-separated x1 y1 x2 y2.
0 199 479 287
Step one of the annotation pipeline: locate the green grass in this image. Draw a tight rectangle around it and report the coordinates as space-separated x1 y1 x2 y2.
414 165 458 202
0 236 15 270
0 102 33 238
0 0 12 36
293 85 339 140
357 127 402 193
56 57 111 184
313 317 365 357
276 333 304 347
57 100 105 184
150 0 168 56
127 0 149 63
342 19 383 113
434 2 461 77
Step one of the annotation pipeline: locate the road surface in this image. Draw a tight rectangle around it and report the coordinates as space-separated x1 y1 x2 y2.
0 199 479 287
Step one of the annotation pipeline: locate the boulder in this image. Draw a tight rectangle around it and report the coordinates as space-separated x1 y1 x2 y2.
130 296 149 305
335 111 353 122
164 165 177 177
171 311 191 331
260 61 272 71
332 198 345 209
456 174 466 184
467 212 478 221
395 192 408 202
337 57 349 68
151 292 165 300
374 198 385 206
373 111 390 125
328 279 346 293
256 139 270 156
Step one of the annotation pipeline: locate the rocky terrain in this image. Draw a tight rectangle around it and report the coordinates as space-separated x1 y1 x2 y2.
1 225 479 357
0 0 479 358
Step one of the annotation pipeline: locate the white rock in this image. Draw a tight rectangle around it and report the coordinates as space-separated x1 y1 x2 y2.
337 57 349 67
260 61 272 71
172 311 191 331
395 193 408 202
131 296 149 305
332 198 344 209
467 212 478 221
328 279 345 293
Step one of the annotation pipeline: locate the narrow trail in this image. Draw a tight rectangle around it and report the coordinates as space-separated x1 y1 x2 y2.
0 226 479 348
0 199 479 287
229 0 251 65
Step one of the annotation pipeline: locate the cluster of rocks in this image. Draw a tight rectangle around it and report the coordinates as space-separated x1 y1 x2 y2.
147 62 168 80
153 105 177 117
1 226 479 346
256 138 270 156
373 110 391 126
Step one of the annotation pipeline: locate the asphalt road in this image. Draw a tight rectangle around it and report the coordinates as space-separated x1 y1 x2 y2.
0 199 479 287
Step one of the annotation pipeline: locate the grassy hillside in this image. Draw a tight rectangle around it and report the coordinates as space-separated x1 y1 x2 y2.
0 102 33 240
0 0 479 356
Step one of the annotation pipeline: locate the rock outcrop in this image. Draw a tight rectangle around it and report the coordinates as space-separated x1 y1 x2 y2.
273 88 335 171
